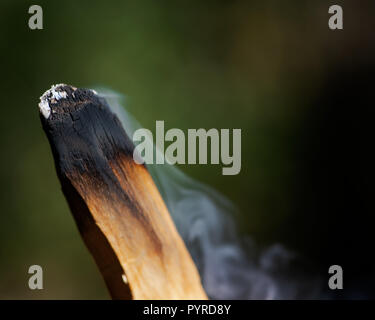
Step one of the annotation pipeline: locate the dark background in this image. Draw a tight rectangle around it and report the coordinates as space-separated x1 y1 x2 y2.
0 0 374 298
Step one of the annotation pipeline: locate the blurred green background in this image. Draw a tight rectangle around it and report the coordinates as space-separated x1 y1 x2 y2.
0 0 374 298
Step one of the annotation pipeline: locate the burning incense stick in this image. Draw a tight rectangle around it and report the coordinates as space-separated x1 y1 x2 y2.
39 84 207 300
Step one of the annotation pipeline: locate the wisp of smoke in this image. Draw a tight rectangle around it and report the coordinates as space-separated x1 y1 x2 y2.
98 88 323 300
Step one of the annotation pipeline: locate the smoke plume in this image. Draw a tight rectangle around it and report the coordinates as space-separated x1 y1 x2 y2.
98 89 323 299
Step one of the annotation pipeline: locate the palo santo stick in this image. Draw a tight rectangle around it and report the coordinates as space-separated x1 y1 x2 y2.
39 84 207 300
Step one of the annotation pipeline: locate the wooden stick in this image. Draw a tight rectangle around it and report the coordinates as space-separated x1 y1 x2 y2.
39 84 207 300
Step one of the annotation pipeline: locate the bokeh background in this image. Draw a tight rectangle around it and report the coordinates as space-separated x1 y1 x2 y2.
0 0 374 299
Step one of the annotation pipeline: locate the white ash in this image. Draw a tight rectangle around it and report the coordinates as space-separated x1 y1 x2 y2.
38 84 69 119
39 99 51 119
50 88 67 100
38 84 99 119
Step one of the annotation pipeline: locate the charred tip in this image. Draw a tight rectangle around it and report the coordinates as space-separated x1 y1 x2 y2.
38 84 100 120
39 83 135 165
